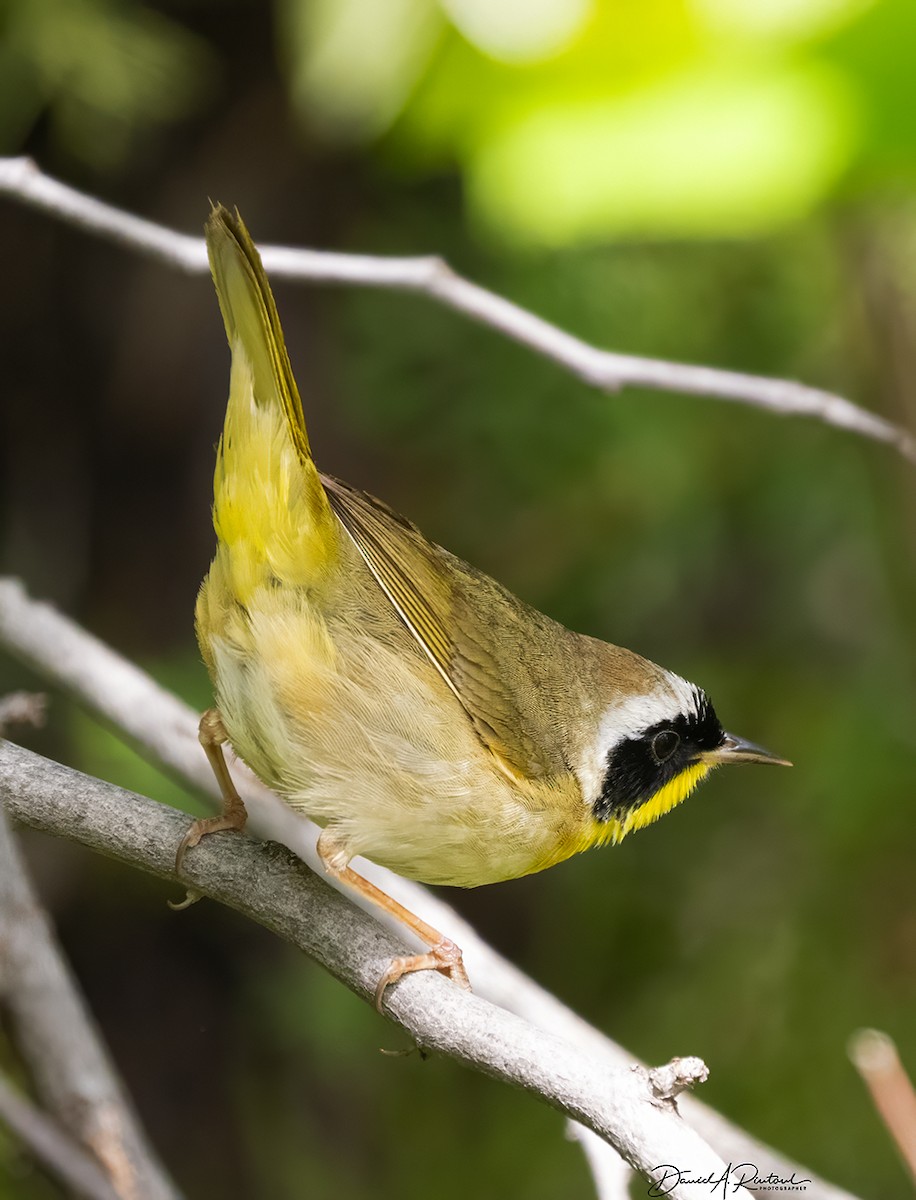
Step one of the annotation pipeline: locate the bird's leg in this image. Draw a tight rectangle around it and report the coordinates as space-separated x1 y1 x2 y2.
317 832 470 1011
171 709 248 907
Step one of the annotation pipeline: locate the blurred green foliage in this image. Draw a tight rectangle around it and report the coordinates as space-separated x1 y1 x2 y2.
0 0 213 168
1 2 915 1199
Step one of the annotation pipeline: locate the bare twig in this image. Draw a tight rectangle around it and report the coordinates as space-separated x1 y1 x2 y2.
0 156 912 464
567 1121 634 1200
0 1074 121 1200
0 796 182 1200
849 1029 916 1185
0 739 752 1200
0 577 861 1200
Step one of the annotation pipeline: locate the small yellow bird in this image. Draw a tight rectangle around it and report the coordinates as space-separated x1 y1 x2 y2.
182 206 789 1007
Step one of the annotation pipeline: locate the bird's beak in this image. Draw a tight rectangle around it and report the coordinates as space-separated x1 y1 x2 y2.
706 733 792 767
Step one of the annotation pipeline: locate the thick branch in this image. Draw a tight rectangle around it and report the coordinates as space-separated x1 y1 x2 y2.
0 156 911 464
0 578 860 1200
0 797 181 1200
0 740 749 1200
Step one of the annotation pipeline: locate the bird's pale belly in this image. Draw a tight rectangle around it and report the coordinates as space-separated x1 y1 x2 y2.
200 586 590 888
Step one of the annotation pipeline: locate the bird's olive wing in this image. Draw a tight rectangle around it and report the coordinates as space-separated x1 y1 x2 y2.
322 475 554 782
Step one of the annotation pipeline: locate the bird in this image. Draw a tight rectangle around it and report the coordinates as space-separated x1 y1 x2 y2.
180 205 790 1009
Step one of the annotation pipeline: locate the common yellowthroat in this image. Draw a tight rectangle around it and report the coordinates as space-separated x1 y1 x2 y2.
181 206 789 1006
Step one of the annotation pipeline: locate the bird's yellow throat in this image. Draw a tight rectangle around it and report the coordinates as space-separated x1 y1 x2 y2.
594 760 715 847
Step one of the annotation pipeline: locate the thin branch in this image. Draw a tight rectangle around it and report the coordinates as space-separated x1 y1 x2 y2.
1 156 912 464
0 1075 121 1200
848 1029 916 1185
0 793 182 1200
567 1121 635 1200
0 739 751 1200
0 577 861 1200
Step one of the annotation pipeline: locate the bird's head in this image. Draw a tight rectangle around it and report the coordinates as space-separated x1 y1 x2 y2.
574 663 790 845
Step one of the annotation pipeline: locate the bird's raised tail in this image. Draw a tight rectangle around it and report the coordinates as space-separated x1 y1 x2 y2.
207 205 310 461
203 206 338 605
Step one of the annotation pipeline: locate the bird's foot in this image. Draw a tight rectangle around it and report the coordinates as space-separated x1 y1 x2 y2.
169 805 248 910
375 937 470 1011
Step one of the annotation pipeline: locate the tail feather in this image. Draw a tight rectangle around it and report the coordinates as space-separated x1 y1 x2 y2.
206 205 310 461
203 206 337 604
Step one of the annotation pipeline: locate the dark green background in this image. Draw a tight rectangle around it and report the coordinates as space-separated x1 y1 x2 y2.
1 2 914 1197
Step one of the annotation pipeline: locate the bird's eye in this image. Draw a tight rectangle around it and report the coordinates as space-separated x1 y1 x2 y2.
652 730 680 762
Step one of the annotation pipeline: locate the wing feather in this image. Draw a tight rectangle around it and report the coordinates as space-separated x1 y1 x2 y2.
322 475 560 781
